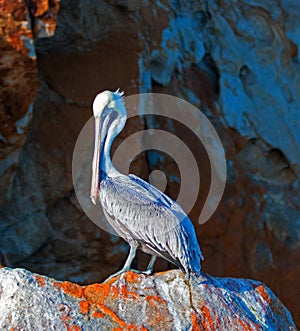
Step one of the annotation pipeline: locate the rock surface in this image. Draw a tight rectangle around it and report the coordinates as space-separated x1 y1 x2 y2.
0 267 297 331
0 0 59 204
0 0 299 329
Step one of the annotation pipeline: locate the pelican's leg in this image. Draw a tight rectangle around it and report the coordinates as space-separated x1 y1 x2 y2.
143 255 157 275
122 245 137 270
104 245 137 283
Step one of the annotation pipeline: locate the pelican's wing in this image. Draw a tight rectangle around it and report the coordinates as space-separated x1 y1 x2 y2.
100 175 203 275
128 174 175 208
129 174 203 263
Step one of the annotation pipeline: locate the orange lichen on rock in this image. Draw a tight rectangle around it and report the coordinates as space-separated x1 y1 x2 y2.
91 311 105 319
0 0 60 57
66 324 82 331
255 284 271 304
54 281 83 298
238 319 253 331
0 1 33 56
83 283 118 305
145 295 167 305
94 304 148 330
191 311 201 331
26 0 60 37
112 328 148 331
200 306 216 331
123 271 142 283
0 268 296 330
96 304 129 325
79 300 89 314
58 303 82 331
120 285 139 301
54 277 148 330
34 275 45 287
144 294 169 327
28 0 49 17
143 292 171 328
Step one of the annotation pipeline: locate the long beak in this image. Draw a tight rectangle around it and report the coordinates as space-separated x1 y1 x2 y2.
90 117 101 205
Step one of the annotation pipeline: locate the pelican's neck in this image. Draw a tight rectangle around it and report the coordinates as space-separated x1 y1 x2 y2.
100 117 125 177
100 133 116 177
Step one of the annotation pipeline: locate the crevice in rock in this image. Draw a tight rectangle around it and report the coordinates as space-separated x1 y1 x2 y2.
197 53 220 97
184 278 198 313
239 65 256 98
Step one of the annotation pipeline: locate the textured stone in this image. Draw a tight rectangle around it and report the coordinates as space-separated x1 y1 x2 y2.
0 0 299 329
0 1 34 57
0 0 59 205
0 268 297 331
28 0 60 38
0 1 37 205
206 1 300 173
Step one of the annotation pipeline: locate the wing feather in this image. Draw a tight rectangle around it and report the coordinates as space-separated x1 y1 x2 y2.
99 174 203 275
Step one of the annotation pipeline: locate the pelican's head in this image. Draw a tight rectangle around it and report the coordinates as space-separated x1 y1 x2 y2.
90 89 127 205
93 89 126 119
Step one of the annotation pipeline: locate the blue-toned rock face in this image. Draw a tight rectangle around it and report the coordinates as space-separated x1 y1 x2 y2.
0 0 299 328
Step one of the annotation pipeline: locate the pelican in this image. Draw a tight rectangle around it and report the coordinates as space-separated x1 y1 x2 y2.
90 90 203 280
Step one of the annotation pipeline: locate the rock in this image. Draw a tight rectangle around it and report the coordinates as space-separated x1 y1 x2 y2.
0 1 37 205
0 268 297 331
27 0 60 38
0 0 59 205
0 0 299 329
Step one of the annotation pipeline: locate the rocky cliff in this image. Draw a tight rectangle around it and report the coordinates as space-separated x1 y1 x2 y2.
0 267 297 330
0 0 299 329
